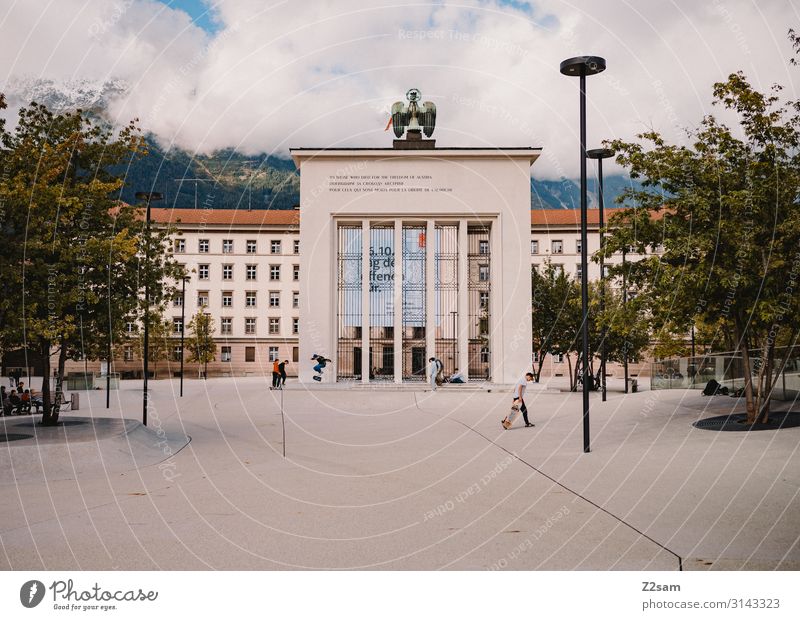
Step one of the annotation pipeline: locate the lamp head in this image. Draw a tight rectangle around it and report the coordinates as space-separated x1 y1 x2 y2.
587 148 615 160
560 56 606 77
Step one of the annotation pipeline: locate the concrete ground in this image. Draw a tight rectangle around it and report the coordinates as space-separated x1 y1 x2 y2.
0 377 798 570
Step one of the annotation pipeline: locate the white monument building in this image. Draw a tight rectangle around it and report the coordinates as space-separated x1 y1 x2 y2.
292 89 540 384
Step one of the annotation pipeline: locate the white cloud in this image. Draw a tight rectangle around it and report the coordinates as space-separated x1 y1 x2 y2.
1 0 798 178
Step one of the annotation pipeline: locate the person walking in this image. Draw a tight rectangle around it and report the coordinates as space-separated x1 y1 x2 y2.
271 359 281 390
278 360 288 388
434 358 445 386
428 357 439 391
509 372 535 428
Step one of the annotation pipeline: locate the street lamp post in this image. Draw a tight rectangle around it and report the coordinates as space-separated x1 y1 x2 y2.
106 333 111 409
180 275 190 397
135 191 163 426
587 148 614 402
106 263 111 410
622 246 628 393
560 55 606 454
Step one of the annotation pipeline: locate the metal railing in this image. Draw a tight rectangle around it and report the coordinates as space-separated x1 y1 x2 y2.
651 347 800 401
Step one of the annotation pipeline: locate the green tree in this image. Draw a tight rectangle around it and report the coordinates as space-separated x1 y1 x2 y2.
186 310 216 379
592 281 650 367
531 261 581 384
602 63 800 423
0 99 182 423
532 261 651 390
135 313 171 378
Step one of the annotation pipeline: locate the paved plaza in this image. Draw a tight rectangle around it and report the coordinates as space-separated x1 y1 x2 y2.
1 378 798 570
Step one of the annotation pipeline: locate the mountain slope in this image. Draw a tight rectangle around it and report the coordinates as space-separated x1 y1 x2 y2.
3 77 642 210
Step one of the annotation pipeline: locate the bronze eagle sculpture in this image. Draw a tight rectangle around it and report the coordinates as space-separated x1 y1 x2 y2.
390 88 436 138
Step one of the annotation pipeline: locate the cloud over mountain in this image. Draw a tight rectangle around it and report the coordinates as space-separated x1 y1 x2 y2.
1 0 797 179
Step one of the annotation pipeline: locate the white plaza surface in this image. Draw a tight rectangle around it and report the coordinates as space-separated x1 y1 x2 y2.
1 378 798 570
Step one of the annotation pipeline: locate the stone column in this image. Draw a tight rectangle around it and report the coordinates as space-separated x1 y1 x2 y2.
393 221 403 383
490 219 502 383
458 219 470 380
361 219 370 383
425 220 436 365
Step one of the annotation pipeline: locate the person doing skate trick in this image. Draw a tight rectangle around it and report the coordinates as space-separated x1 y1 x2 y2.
311 354 332 382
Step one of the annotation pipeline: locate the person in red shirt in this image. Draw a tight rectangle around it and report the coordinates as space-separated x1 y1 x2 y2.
271 359 281 390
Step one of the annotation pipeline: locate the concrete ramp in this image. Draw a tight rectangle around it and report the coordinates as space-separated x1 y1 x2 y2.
0 416 190 484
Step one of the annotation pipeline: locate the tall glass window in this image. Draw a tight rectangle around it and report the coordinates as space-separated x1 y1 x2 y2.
468 226 491 379
369 226 394 380
402 226 426 380
336 226 362 380
435 225 458 376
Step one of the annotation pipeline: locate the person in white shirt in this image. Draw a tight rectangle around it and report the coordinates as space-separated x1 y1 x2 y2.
512 373 535 427
428 357 439 390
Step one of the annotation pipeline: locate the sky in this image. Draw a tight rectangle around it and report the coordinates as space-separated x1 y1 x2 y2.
0 0 798 179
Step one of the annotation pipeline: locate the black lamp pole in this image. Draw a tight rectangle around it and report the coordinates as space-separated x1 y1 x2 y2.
106 263 111 409
135 191 163 426
560 55 606 454
180 275 189 397
587 148 614 402
622 246 629 393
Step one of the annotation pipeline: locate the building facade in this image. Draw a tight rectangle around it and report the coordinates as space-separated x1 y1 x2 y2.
61 205 653 382
104 209 302 380
292 146 540 384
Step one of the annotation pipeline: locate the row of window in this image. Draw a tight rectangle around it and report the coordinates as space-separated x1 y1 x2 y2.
532 240 663 255
191 263 299 281
173 290 300 309
175 238 299 255
168 316 299 336
126 313 299 336
531 239 582 255
531 351 566 363
533 264 611 278
122 344 300 363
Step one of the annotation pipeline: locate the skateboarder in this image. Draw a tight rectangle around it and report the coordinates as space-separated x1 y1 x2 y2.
504 372 535 429
312 354 331 381
279 360 288 387
271 359 281 390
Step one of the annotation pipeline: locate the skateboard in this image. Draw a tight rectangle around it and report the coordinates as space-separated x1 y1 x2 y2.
313 375 322 382
502 403 521 430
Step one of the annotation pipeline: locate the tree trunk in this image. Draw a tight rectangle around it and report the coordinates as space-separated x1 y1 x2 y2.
751 339 770 424
757 340 775 424
764 332 799 420
535 353 545 383
43 342 68 426
39 339 53 425
567 354 575 392
56 343 67 425
736 321 757 424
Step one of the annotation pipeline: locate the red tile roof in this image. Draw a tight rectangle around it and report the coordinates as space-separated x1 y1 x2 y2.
141 207 649 227
147 208 299 226
530 209 626 225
